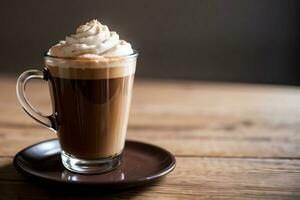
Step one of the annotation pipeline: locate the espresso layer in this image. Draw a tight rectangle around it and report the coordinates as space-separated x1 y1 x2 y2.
49 75 134 159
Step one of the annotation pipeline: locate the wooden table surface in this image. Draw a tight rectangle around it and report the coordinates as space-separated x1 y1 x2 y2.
0 76 300 199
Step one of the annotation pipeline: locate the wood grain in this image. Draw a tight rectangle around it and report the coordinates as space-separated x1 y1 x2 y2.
1 76 300 199
1 157 300 199
0 125 299 158
3 77 300 128
1 77 300 158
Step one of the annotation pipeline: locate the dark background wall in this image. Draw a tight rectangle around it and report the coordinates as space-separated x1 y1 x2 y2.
1 0 299 85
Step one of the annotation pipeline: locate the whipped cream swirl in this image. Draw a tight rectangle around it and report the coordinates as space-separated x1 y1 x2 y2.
49 20 133 58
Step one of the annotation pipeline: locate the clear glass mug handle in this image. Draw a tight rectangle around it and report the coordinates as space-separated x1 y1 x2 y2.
16 69 57 132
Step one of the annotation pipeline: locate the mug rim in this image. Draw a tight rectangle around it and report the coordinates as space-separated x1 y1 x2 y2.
44 49 138 61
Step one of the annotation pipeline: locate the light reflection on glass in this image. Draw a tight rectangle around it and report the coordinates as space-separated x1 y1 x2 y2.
60 169 126 182
61 170 79 182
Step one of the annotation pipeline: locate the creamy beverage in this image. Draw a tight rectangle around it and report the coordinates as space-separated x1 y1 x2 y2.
45 61 135 159
17 19 137 173
45 20 136 162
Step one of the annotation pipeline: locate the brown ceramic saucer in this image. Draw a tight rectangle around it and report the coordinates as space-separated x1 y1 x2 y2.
13 139 176 189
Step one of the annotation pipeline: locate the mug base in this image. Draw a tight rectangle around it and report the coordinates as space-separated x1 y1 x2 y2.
61 151 122 174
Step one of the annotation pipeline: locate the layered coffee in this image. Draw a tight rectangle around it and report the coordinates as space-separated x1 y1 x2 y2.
45 19 137 160
46 60 135 159
16 19 138 174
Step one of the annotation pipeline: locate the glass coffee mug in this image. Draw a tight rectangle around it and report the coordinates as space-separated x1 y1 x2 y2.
16 52 138 174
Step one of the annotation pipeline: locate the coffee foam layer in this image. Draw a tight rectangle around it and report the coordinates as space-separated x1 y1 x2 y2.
45 58 136 79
